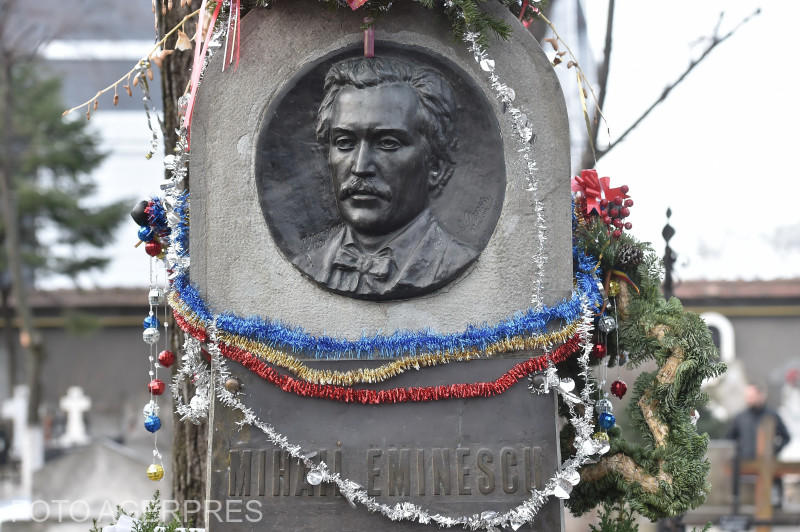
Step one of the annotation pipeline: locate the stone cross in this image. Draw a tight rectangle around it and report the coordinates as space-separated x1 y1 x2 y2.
1 385 29 460
59 386 91 447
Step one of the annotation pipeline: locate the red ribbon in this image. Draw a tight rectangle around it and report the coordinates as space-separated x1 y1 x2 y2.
571 169 629 217
184 0 223 146
347 0 369 10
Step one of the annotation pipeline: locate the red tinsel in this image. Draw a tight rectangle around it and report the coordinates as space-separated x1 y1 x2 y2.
173 306 583 404
216 335 582 404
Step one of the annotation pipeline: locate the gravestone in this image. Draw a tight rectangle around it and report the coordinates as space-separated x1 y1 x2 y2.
191 1 571 530
58 386 91 447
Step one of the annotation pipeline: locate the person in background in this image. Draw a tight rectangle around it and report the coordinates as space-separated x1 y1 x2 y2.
727 383 791 507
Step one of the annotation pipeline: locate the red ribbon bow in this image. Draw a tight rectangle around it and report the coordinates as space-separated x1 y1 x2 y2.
571 169 628 216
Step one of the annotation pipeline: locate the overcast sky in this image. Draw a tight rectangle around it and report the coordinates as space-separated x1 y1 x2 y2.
582 0 800 281
39 0 800 289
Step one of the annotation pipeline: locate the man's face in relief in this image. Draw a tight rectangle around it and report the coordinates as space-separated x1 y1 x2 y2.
328 83 432 237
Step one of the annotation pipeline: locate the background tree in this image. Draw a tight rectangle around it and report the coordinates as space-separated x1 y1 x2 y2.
0 0 128 418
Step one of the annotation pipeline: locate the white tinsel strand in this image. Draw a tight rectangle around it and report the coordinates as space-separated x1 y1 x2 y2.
195 300 598 531
461 30 548 309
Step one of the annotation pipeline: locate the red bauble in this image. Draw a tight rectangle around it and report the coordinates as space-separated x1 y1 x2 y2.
158 350 176 368
624 199 634 207
612 229 622 238
611 380 627 398
620 207 630 217
145 241 162 257
148 379 166 395
592 344 607 359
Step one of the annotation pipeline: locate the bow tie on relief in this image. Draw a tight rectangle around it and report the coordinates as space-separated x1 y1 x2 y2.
332 244 394 281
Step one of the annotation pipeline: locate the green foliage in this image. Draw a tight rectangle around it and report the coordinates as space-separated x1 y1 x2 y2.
567 213 726 520
248 0 519 48
0 59 128 283
589 501 639 532
89 491 183 532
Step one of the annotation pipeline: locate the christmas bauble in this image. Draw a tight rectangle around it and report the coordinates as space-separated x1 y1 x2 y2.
591 344 607 359
131 200 150 226
142 327 160 345
610 380 627 399
144 414 161 433
145 241 162 257
598 412 616 430
146 463 164 481
148 379 165 396
158 350 176 368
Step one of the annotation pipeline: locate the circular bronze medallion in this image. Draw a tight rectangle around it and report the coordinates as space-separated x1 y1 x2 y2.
255 43 506 300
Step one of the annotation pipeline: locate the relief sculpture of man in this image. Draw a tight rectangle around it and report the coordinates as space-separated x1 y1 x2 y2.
299 57 478 300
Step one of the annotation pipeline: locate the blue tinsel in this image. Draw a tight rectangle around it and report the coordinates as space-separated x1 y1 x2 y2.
147 197 169 231
172 191 190 257
172 246 602 360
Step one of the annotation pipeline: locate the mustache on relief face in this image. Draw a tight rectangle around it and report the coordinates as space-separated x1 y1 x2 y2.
338 178 392 201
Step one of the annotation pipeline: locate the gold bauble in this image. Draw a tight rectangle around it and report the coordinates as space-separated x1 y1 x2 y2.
592 431 610 442
147 463 165 481
607 280 621 298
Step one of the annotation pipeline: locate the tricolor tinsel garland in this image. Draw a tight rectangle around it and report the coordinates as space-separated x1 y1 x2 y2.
168 246 601 361
211 334 580 404
171 291 581 385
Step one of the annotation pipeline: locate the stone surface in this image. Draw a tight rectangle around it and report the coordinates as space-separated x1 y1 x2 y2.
191 1 572 530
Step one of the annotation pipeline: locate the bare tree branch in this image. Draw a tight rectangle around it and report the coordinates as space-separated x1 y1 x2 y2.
580 0 615 171
596 8 761 161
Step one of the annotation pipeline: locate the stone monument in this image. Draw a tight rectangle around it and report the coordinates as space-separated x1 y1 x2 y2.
190 1 571 529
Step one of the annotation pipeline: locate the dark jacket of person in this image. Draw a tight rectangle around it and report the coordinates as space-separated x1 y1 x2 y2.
727 405 791 460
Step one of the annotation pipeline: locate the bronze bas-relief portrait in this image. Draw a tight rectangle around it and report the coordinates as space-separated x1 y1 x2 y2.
255 46 506 301
297 57 477 299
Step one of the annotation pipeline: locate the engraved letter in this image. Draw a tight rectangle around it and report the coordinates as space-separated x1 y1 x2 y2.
367 449 383 496
228 450 251 497
257 450 267 496
456 448 472 495
476 448 495 495
388 448 411 496
416 449 426 496
272 450 291 496
432 448 451 495
501 447 518 494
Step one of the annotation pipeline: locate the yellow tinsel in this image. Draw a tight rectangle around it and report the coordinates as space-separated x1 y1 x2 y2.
169 292 579 386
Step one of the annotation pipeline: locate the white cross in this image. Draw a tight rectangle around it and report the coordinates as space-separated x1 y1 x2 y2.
59 386 91 447
1 385 29 460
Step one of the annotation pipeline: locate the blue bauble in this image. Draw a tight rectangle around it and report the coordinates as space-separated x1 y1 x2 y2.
144 414 161 433
143 315 160 329
138 226 154 242
597 412 616 430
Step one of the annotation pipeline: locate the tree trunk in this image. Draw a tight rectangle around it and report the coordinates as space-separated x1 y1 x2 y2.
155 2 207 526
1 284 17 398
